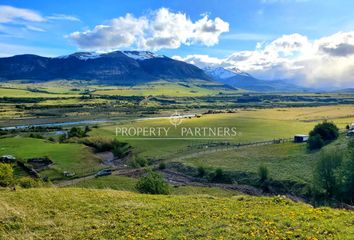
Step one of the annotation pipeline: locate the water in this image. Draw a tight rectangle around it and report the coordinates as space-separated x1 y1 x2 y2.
0 120 110 130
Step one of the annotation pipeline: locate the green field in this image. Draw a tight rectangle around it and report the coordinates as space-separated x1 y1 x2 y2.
0 188 353 239
0 137 101 179
91 105 354 158
175 142 317 183
71 175 241 197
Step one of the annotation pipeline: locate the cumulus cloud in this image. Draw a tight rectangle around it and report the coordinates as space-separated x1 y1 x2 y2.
69 8 229 51
174 31 354 88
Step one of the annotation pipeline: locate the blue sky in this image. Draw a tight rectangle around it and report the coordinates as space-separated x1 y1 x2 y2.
0 0 353 58
0 0 354 88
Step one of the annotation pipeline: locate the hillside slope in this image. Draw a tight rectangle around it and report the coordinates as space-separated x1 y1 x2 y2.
0 188 353 239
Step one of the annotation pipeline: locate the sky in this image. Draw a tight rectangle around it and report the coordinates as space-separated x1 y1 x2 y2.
0 0 354 88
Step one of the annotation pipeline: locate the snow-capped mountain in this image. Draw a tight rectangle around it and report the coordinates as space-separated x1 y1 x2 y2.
203 66 251 80
0 51 210 84
204 66 308 92
122 51 164 60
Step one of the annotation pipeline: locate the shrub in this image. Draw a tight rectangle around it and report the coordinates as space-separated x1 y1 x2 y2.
129 156 147 168
29 133 44 139
258 165 269 182
136 171 170 195
68 127 87 138
309 121 339 142
0 163 14 187
337 151 354 203
197 166 206 177
313 150 343 197
112 140 131 158
308 134 325 150
158 162 166 170
16 177 42 188
209 168 232 183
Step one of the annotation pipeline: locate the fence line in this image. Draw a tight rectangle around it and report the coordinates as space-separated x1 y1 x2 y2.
164 138 293 161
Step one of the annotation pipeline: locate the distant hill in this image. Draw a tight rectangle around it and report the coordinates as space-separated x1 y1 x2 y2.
0 51 211 85
204 66 310 92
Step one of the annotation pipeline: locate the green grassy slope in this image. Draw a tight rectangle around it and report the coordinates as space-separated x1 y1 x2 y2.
70 175 241 197
0 188 353 239
0 137 101 179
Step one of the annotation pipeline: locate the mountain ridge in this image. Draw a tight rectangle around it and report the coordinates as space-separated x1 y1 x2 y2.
204 66 311 92
0 51 211 85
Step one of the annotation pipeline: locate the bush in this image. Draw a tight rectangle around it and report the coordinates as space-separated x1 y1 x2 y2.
29 133 44 139
129 156 147 168
337 151 354 203
308 134 325 150
68 127 87 138
136 171 170 195
197 166 206 177
112 140 131 158
258 165 269 182
313 150 343 197
158 162 166 170
209 168 232 183
79 137 131 158
309 121 339 142
0 163 14 187
16 177 42 188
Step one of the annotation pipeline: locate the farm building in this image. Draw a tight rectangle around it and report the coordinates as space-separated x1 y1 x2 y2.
294 134 309 142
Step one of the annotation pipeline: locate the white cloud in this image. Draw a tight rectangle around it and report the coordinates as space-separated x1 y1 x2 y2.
47 14 80 22
0 5 45 23
69 8 229 51
174 31 354 88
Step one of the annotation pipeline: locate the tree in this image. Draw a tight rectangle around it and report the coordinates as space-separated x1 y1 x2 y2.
308 134 325 150
338 151 354 203
313 150 343 197
0 163 14 187
68 127 86 138
136 171 170 195
309 122 339 142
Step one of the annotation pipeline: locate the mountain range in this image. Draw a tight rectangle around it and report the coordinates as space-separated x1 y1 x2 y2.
203 67 308 92
0 50 309 92
0 51 210 85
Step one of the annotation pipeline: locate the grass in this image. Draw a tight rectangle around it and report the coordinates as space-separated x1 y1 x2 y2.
0 137 101 179
70 175 241 197
92 105 353 158
0 188 353 239
93 80 237 97
176 142 316 183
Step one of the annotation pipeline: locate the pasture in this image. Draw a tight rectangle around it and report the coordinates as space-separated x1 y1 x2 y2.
0 137 101 179
91 105 353 158
0 188 353 239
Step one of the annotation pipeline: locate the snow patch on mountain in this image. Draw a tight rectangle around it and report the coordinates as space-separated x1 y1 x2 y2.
57 52 102 60
122 51 164 60
204 66 251 80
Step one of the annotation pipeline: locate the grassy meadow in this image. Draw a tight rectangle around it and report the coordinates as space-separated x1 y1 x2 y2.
91 105 354 158
0 188 353 239
71 175 241 197
0 137 101 179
